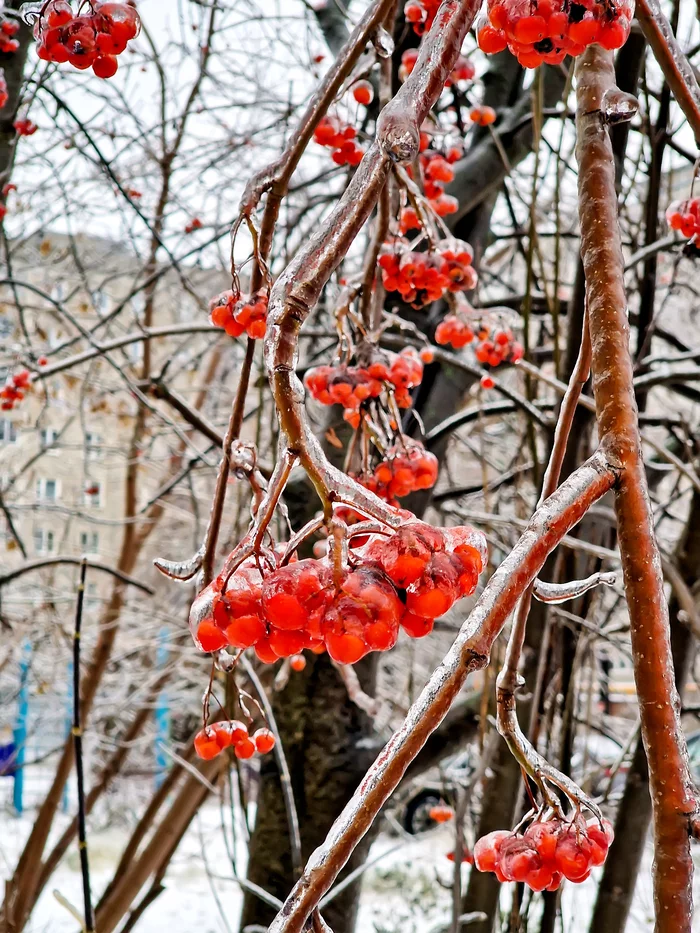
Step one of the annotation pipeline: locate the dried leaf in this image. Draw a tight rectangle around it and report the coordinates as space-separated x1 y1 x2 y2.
325 428 343 449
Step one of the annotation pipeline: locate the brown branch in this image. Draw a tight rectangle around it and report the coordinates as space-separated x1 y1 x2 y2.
239 0 396 218
494 298 594 807
576 44 696 932
267 451 615 933
200 337 257 586
265 0 486 520
635 0 700 143
144 381 224 447
0 558 154 594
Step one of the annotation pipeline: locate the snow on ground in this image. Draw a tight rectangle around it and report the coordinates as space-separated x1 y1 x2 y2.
2 775 700 932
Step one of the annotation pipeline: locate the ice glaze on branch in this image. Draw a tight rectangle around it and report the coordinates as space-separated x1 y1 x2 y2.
239 0 396 218
576 44 697 933
635 0 700 144
264 0 483 520
267 451 615 933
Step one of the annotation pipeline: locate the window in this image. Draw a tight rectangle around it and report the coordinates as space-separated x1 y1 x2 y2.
34 528 55 554
85 582 100 607
80 531 99 555
0 419 17 444
83 482 101 508
93 290 109 314
127 340 144 365
36 478 59 503
85 433 102 460
40 428 59 451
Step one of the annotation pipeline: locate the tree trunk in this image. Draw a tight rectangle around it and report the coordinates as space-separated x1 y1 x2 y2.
239 654 379 933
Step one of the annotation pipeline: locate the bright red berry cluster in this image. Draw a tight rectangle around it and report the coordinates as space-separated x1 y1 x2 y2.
304 348 424 426
1 369 31 411
666 198 700 245
0 70 7 111
401 148 461 224
14 119 37 137
436 315 523 367
194 720 275 761
477 0 632 68
313 116 364 166
370 440 439 499
190 520 486 665
403 0 441 35
379 239 477 309
184 217 202 233
0 15 19 55
34 0 140 78
474 815 614 891
209 289 269 340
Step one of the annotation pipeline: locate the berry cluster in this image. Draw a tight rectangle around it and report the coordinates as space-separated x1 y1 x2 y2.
399 144 464 229
666 197 700 245
304 348 424 425
209 289 269 340
477 0 633 68
313 116 364 166
14 119 37 137
379 239 477 309
399 48 474 88
34 0 140 78
436 316 523 360
469 105 497 126
194 720 275 761
0 70 7 111
185 217 202 233
1 369 31 411
370 440 439 500
474 815 614 891
190 520 486 665
403 0 441 35
0 14 19 54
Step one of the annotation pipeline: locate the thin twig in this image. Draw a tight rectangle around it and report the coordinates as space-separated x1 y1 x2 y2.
72 559 94 933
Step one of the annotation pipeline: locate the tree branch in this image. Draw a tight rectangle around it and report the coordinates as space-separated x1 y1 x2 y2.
576 44 696 932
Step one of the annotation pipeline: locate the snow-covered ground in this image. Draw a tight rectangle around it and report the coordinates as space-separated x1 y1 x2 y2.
1 775 699 933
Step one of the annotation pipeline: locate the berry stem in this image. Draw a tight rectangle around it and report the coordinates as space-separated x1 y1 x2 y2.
494 275 595 816
201 336 257 586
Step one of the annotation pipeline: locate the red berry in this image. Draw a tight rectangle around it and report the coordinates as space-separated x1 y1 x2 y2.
429 804 454 823
352 80 374 105
325 632 367 664
235 737 256 759
290 654 307 672
194 727 222 760
253 727 276 754
195 620 228 653
93 54 119 78
473 830 510 873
